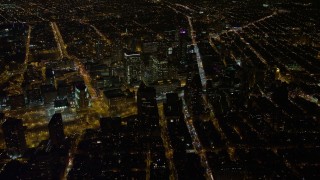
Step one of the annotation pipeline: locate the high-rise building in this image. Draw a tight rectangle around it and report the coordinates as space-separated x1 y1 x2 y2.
56 81 71 99
178 29 189 66
164 93 184 127
48 113 65 147
150 55 169 82
124 50 142 85
2 118 27 155
75 83 89 108
137 82 159 130
163 93 192 153
164 93 183 118
185 73 205 116
103 88 135 116
164 93 184 133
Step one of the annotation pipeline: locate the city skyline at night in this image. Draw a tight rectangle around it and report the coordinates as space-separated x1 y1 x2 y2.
0 0 319 179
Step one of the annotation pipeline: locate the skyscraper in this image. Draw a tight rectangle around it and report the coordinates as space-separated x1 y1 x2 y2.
185 73 205 116
124 50 142 85
137 82 159 130
75 83 89 108
164 93 184 134
178 29 189 66
150 55 169 82
164 93 183 118
48 113 65 147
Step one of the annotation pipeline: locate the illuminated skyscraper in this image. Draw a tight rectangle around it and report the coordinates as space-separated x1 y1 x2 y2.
178 29 189 66
137 82 159 130
75 83 89 108
185 73 205 116
150 55 169 82
124 51 142 85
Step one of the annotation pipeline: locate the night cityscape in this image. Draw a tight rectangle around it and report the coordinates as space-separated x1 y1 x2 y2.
0 0 319 179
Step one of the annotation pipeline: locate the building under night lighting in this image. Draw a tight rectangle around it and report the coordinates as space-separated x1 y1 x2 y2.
0 0 319 179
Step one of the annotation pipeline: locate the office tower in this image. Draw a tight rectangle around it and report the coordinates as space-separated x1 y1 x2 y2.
150 55 169 82
185 73 205 116
75 83 89 108
48 113 65 147
178 29 189 66
164 93 183 118
124 51 142 85
137 82 159 130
